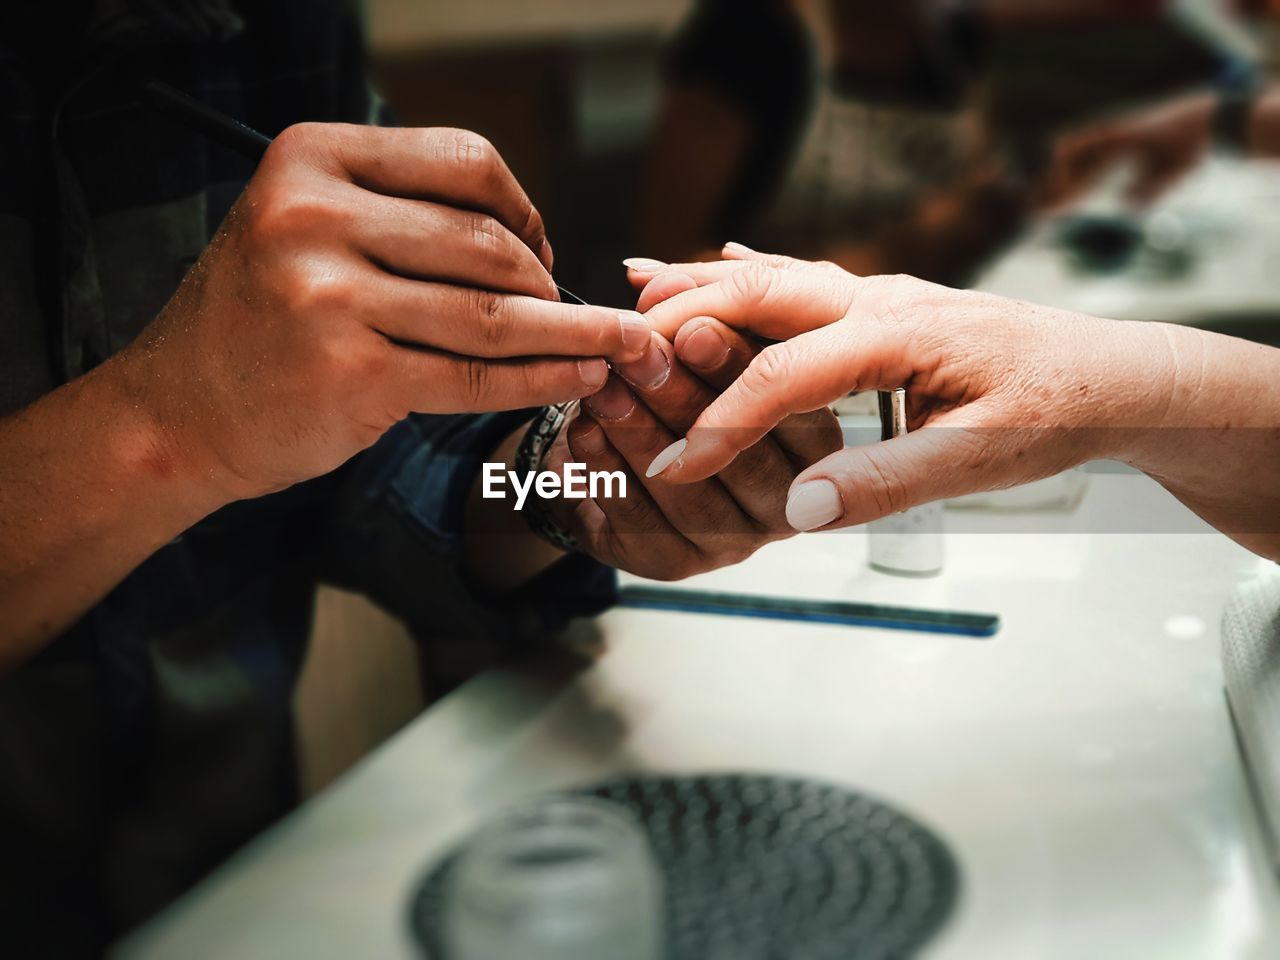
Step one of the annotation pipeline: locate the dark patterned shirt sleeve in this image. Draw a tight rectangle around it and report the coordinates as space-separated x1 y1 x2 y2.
318 412 616 692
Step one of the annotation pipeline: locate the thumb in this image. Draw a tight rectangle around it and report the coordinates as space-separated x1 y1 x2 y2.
783 425 996 532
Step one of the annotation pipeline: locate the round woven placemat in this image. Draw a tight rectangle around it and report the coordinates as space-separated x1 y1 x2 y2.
408 773 959 960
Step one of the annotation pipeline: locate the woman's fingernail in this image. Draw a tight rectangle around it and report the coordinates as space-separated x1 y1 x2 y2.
617 336 671 389
786 480 844 531
577 358 608 390
678 322 729 369
619 311 650 356
623 257 667 274
723 241 756 256
582 376 635 421
646 438 687 479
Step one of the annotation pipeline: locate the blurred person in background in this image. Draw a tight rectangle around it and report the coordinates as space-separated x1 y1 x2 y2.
636 0 1016 288
636 0 1250 287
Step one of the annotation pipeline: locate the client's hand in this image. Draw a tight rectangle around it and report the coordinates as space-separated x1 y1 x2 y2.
627 247 1187 533
541 270 841 579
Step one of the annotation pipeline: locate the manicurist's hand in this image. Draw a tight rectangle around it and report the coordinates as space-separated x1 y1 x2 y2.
626 247 1280 560
0 123 650 663
538 270 842 580
117 123 649 505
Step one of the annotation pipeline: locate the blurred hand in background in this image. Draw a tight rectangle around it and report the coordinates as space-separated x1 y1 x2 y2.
1041 92 1218 209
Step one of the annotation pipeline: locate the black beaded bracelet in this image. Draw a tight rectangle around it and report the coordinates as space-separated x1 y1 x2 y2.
513 401 580 552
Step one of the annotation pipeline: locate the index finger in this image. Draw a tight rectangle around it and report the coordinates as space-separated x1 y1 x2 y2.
642 263 858 341
280 123 554 272
625 246 828 290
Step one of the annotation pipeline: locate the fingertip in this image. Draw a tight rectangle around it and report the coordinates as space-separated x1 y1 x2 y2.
644 438 687 479
576 357 608 392
623 257 667 275
674 318 730 370
581 374 636 422
568 414 610 457
635 271 698 314
643 430 728 484
785 478 845 532
617 311 651 359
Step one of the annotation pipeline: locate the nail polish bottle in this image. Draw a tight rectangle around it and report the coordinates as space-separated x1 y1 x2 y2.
868 389 944 577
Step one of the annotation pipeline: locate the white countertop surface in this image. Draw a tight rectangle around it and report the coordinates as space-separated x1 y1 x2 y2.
117 473 1280 958
977 157 1280 330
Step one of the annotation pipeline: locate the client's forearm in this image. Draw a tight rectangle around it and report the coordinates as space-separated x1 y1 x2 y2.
1123 323 1280 561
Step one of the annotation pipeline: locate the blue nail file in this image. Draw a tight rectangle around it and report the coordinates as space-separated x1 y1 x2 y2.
617 584 999 638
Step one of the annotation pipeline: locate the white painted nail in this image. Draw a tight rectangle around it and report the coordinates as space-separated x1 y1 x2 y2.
623 257 667 274
645 438 687 479
786 480 844 531
723 241 757 257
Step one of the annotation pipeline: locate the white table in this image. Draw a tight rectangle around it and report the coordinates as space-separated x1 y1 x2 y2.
117 474 1280 959
977 157 1280 331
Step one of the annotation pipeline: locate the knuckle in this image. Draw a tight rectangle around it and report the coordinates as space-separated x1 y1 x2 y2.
279 263 354 317
649 551 701 582
467 288 510 344
724 536 766 565
460 358 492 407
517 359 551 400
349 347 386 384
873 284 921 327
451 129 498 175
247 188 335 243
469 214 517 267
725 262 778 306
264 122 321 163
520 203 544 244
857 455 909 518
747 343 792 392
877 298 913 328
315 336 365 382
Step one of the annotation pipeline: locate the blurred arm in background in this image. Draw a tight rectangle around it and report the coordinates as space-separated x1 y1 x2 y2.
1045 84 1280 208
